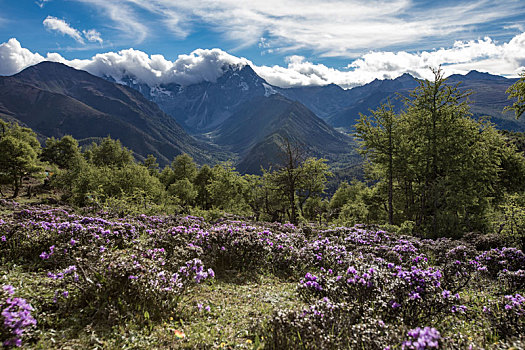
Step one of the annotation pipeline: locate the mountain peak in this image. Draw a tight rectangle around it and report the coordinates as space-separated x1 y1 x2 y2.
13 61 96 88
450 70 506 81
398 72 415 80
16 61 79 76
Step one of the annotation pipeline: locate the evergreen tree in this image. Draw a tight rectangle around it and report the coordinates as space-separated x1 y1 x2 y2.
194 164 213 210
0 121 43 197
41 135 82 169
356 68 518 236
355 102 399 224
171 154 197 182
506 71 525 119
86 136 133 168
143 154 160 176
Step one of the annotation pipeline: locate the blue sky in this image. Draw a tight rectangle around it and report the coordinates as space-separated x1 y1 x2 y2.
0 0 524 88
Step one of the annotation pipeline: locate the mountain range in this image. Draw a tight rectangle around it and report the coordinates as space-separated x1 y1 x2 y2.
278 71 521 131
0 61 522 173
0 62 223 165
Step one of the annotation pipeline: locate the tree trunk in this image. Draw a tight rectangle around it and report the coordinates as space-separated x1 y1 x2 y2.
12 178 20 198
388 131 394 225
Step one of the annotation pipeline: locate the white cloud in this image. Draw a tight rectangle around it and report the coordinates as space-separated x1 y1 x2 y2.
1 34 524 89
73 0 148 43
36 0 51 8
72 0 525 58
64 47 250 87
83 29 103 44
43 16 85 43
0 38 45 75
254 34 525 88
43 16 104 46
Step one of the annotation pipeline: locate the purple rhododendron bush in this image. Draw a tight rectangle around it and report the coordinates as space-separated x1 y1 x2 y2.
0 201 524 349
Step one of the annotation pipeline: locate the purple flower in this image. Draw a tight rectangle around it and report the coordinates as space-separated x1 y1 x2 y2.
1 292 36 347
409 291 421 300
2 285 15 295
1 235 6 242
402 327 441 349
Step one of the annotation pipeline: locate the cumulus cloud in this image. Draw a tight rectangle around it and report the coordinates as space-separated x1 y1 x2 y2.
255 35 525 88
56 47 249 86
0 38 45 75
71 0 525 57
1 34 524 89
43 16 85 43
83 29 103 44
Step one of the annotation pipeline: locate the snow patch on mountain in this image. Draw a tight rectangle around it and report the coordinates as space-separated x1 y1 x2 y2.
263 83 277 97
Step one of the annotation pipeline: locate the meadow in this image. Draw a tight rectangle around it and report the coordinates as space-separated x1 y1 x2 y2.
0 198 523 349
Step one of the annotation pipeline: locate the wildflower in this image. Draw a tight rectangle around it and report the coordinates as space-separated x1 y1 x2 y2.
2 285 15 295
402 327 441 349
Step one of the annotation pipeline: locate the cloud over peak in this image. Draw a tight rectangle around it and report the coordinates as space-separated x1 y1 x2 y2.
0 39 45 76
0 34 524 89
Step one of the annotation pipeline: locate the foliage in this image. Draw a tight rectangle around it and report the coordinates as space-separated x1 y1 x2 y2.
0 121 43 197
355 68 523 237
505 71 525 119
84 136 134 168
329 180 385 225
1 203 525 348
264 138 332 224
207 161 249 214
41 135 82 170
488 192 525 250
143 154 160 176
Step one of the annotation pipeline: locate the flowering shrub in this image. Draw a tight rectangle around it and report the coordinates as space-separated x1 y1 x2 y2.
475 247 525 280
1 285 36 347
2 208 215 323
2 204 525 348
484 293 525 339
402 327 441 349
265 297 404 350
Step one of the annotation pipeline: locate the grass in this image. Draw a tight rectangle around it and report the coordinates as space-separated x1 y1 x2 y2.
1 263 300 349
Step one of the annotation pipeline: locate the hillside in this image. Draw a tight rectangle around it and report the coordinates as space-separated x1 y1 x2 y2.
279 71 521 131
0 62 224 165
210 94 356 173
